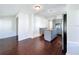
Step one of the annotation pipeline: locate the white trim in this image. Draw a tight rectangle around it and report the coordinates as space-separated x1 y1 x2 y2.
67 41 79 45
18 34 41 41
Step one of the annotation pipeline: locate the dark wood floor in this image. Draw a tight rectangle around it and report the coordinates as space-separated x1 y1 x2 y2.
18 35 63 55
0 36 18 55
0 35 63 55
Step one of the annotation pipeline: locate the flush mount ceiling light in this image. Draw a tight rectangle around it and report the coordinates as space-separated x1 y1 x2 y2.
33 4 41 11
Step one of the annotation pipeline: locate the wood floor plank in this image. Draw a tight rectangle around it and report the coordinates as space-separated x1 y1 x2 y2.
18 35 63 55
0 35 63 55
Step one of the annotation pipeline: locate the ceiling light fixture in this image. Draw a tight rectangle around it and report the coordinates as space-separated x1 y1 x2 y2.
33 4 41 11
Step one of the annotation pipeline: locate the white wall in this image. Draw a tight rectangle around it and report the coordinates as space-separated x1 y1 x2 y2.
17 12 48 41
67 5 79 42
67 5 79 54
17 12 31 41
48 20 53 29
0 16 17 39
33 15 48 37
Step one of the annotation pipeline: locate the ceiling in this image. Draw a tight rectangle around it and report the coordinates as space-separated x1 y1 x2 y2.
0 4 67 18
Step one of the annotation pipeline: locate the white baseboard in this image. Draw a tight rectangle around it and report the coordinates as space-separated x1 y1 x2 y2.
67 41 79 45
18 34 41 41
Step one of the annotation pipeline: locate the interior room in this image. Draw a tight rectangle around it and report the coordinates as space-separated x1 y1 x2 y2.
0 4 67 55
1 4 79 55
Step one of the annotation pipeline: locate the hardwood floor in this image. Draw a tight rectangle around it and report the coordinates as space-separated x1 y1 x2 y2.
18 35 63 55
0 35 63 55
0 36 18 55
